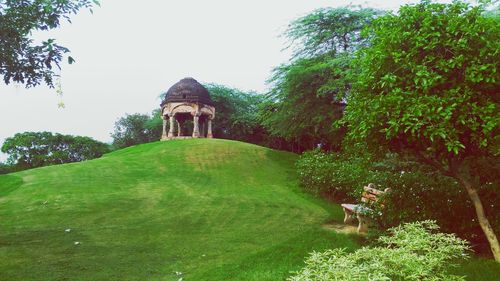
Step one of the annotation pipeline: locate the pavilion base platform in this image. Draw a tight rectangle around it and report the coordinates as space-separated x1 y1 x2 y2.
162 136 215 141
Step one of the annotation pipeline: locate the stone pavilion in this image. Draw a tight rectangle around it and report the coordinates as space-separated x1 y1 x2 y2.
160 78 215 140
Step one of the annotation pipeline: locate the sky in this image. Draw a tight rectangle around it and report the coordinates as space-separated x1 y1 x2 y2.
0 0 455 161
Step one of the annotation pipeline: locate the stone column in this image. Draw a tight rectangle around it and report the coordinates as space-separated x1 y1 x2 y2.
207 117 213 138
200 120 206 138
161 116 168 140
192 113 200 138
168 114 175 138
177 120 182 137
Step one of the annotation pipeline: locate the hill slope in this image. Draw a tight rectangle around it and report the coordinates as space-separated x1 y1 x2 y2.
0 139 356 281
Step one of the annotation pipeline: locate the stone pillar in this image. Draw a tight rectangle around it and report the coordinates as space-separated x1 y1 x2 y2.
177 120 182 137
207 117 213 138
161 116 168 140
192 113 200 138
168 114 175 138
200 120 205 138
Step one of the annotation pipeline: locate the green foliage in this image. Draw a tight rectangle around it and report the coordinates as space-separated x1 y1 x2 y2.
205 83 268 144
296 150 500 248
0 162 14 174
285 6 383 58
344 0 499 172
0 0 99 87
144 109 163 138
342 0 500 260
262 7 381 152
262 55 347 151
375 155 500 246
296 149 373 199
289 220 471 281
111 111 161 149
1 131 109 170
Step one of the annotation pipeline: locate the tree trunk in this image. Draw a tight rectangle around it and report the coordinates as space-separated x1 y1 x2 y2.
457 176 500 262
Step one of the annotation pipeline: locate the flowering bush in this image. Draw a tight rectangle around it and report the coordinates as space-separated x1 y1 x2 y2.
288 221 470 281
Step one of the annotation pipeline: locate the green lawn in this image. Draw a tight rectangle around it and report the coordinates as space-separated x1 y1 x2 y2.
0 139 498 280
0 139 357 280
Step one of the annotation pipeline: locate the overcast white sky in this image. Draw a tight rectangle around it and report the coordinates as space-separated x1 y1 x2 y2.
1 0 456 161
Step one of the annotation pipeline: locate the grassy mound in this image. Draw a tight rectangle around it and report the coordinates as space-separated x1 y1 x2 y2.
2 139 498 280
0 139 357 281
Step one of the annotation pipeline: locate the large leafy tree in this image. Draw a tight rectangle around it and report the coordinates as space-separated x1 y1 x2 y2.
0 0 99 88
285 6 381 59
205 83 268 144
1 131 109 170
343 1 500 261
262 7 381 151
262 54 348 151
111 112 161 149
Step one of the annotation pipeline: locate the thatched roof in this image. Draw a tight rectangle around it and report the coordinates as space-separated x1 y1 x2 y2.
161 77 213 107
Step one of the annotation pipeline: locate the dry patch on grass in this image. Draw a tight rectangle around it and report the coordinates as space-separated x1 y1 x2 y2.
322 222 358 235
184 145 242 171
21 174 35 185
134 182 164 210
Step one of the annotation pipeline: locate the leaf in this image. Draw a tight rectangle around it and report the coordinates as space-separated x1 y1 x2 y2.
68 56 75 64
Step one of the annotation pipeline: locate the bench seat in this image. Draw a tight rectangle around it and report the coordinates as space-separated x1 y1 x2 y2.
341 184 390 234
341 203 372 214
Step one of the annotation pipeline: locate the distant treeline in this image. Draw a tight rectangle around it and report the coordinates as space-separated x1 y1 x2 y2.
0 132 109 174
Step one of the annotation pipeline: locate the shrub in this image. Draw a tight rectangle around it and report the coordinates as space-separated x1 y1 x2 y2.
0 162 14 174
371 155 499 250
296 149 383 199
288 221 470 281
296 150 499 251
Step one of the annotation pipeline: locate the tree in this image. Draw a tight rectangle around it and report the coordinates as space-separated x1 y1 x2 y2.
285 6 382 59
145 109 163 139
111 112 161 149
0 0 99 88
205 83 268 144
343 1 500 261
1 131 109 170
262 7 381 152
262 54 348 151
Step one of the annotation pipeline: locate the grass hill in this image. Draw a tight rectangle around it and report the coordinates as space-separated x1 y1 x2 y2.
1 139 498 280
0 139 357 281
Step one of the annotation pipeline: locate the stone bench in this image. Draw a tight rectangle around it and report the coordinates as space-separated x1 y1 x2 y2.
341 183 390 234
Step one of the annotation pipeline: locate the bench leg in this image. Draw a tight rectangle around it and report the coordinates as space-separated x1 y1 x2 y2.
343 209 355 224
356 214 370 234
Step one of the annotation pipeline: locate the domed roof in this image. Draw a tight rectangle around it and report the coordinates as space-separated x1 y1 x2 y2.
161 77 213 106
